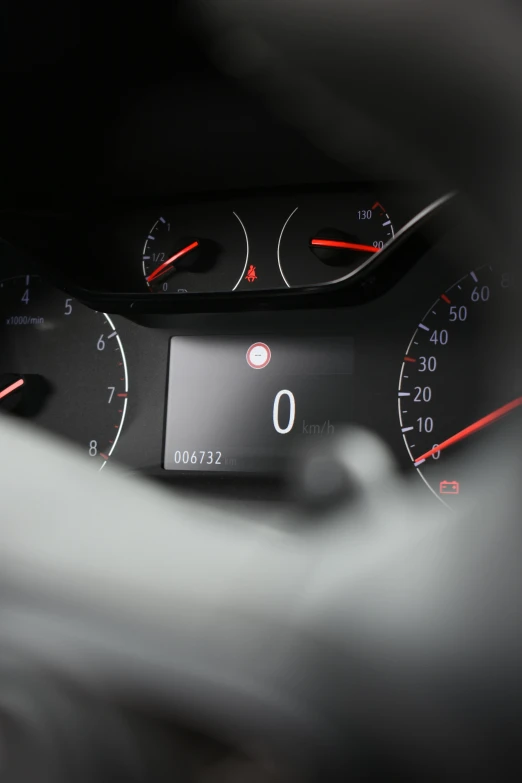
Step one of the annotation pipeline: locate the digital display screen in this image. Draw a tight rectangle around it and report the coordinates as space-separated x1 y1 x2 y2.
164 336 354 473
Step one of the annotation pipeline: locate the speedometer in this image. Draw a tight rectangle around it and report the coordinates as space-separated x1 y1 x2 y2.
398 265 520 509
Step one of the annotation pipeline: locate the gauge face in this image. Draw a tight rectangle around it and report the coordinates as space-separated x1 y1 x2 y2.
278 199 394 288
142 211 249 293
0 276 128 469
398 265 520 509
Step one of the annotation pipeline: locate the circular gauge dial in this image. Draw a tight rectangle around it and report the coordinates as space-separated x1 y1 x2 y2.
0 276 128 469
278 199 394 287
398 265 519 508
142 211 249 293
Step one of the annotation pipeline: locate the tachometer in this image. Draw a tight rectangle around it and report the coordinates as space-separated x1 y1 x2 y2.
398 265 519 508
0 275 129 469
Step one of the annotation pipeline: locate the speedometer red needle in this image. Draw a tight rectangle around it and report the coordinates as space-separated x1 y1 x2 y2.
146 240 199 284
310 239 379 253
413 396 522 465
0 378 24 400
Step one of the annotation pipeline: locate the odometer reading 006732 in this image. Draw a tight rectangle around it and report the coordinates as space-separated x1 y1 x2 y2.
398 265 519 509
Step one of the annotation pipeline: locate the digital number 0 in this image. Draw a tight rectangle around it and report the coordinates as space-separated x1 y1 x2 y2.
273 390 296 434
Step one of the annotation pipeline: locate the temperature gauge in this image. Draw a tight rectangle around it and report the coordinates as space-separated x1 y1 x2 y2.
277 199 394 288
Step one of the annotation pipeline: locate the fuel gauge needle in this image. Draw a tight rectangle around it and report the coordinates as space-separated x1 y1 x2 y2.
413 396 522 465
310 238 379 253
0 377 24 401
146 240 200 284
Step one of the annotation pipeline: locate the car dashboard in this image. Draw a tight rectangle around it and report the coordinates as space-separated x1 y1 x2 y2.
1 180 515 513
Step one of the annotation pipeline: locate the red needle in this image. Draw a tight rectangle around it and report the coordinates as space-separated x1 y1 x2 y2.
146 240 199 284
413 396 522 465
310 239 379 253
0 378 24 401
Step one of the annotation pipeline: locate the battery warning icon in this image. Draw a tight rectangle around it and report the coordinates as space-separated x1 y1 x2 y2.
440 480 460 495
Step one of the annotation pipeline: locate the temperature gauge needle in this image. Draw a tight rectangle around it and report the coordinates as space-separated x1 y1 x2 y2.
414 396 522 465
0 377 24 401
146 240 200 284
310 238 379 253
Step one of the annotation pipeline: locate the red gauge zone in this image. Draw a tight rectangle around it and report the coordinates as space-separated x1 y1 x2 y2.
398 265 519 509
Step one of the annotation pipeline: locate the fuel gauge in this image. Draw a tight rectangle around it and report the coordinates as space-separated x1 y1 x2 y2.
142 211 249 293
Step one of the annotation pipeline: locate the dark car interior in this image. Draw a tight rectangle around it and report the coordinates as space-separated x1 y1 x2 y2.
2 1 522 781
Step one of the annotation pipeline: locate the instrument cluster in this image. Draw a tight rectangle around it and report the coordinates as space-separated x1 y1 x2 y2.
2 185 514 512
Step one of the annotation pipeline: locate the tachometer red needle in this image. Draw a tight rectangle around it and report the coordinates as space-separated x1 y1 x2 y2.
146 240 199 284
0 378 24 400
413 396 522 465
310 239 379 253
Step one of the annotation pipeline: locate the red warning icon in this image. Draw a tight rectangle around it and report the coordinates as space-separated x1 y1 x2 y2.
245 264 258 283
